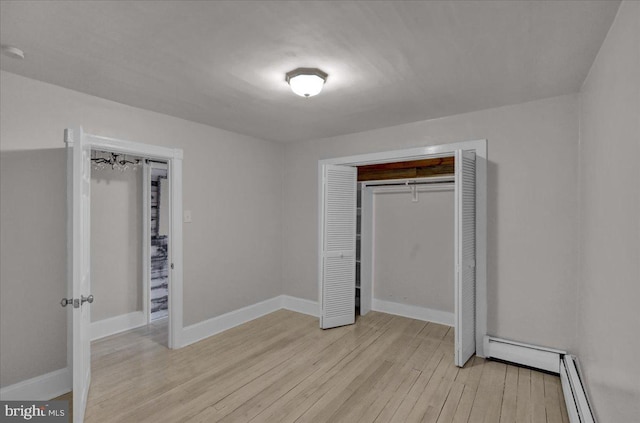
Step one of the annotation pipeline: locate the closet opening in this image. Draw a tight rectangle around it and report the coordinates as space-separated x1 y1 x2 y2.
356 175 455 323
318 140 486 366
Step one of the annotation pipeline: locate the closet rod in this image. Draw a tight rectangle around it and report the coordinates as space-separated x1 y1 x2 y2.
362 176 454 188
145 159 169 165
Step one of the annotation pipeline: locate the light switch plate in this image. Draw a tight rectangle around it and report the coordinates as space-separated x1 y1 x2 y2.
184 210 192 223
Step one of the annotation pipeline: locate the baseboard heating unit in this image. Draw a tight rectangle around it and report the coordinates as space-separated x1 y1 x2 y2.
560 355 596 423
483 336 565 373
483 336 596 423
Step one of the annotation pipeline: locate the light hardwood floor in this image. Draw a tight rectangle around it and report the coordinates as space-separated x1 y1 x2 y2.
78 310 568 422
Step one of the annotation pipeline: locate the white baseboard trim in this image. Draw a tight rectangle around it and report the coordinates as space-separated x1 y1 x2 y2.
181 296 283 348
372 299 454 327
483 336 565 374
281 295 319 317
0 367 71 401
560 355 595 423
91 311 147 341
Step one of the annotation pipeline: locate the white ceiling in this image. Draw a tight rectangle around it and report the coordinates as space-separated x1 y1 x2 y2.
0 1 620 143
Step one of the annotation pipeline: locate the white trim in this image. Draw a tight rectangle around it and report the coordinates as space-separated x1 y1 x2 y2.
372 299 454 327
560 355 595 423
0 368 71 401
90 311 147 341
318 139 487 356
72 129 184 350
561 360 581 423
181 297 283 347
320 141 483 166
483 336 565 374
282 295 319 317
82 133 183 161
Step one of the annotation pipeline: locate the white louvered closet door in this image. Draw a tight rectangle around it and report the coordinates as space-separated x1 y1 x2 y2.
321 164 357 329
454 150 477 367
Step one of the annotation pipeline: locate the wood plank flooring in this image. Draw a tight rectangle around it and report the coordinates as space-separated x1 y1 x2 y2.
78 310 568 422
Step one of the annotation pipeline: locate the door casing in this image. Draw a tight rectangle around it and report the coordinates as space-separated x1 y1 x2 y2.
67 128 184 352
317 139 487 357
66 127 184 421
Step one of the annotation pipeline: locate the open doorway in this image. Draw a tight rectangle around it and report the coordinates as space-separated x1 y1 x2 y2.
89 153 170 347
66 127 184 421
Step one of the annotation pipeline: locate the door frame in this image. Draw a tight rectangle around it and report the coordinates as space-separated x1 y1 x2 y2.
66 127 184 353
317 139 487 356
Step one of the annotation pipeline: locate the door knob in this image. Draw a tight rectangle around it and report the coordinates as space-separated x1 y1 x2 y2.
81 294 94 305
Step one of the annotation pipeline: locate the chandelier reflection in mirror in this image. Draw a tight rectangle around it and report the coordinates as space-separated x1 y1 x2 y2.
91 150 142 172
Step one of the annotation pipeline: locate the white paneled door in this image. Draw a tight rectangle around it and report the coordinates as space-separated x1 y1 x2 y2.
454 149 477 367
320 165 357 329
65 127 92 423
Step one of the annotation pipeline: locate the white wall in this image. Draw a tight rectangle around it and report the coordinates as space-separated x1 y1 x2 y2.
373 190 454 312
282 94 580 352
0 70 283 386
577 2 640 421
90 167 143 322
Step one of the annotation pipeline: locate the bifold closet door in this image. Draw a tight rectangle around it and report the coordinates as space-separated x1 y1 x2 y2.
321 164 357 329
454 150 477 367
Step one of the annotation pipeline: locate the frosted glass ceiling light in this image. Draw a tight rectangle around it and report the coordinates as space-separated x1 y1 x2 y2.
286 68 328 97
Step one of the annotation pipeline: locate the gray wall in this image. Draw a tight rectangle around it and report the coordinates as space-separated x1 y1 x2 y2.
373 190 454 312
0 150 68 387
577 1 640 421
282 93 580 352
0 70 284 386
90 167 143 322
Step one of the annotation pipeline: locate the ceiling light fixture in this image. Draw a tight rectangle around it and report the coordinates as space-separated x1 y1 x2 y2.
285 68 328 98
1 45 25 60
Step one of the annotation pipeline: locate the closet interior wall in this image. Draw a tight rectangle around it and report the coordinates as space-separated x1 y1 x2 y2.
370 187 455 315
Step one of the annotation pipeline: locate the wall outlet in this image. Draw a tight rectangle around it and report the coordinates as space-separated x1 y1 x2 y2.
184 210 192 223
